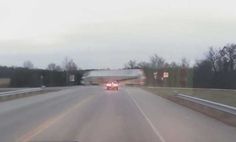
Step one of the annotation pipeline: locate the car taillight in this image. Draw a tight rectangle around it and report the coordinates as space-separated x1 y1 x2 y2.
106 83 111 87
113 83 118 87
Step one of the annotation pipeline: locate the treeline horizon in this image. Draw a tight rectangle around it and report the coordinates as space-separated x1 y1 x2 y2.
124 44 236 89
0 58 84 87
0 44 236 89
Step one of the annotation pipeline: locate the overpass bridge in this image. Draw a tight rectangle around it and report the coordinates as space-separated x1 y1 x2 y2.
82 69 146 85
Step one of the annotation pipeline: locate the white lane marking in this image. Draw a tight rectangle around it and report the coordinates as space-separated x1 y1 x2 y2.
128 91 166 142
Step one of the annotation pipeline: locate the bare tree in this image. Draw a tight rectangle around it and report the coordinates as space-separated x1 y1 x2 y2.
62 57 78 71
220 44 236 71
138 61 150 69
55 65 62 71
23 61 34 69
181 58 189 68
47 63 62 71
207 47 218 72
150 54 165 69
170 62 178 68
205 46 235 72
124 60 138 69
47 63 56 71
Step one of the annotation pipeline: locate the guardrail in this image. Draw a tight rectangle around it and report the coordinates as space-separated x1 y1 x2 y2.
175 93 236 115
0 88 42 98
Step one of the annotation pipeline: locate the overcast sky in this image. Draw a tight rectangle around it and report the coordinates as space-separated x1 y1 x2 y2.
0 0 236 69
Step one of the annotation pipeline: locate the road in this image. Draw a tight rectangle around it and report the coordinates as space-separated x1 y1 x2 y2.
0 86 235 142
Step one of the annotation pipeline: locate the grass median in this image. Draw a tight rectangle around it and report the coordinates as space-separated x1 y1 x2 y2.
142 87 236 107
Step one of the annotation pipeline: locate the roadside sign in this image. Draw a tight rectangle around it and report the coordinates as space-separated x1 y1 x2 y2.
153 72 158 80
163 72 169 78
69 75 75 82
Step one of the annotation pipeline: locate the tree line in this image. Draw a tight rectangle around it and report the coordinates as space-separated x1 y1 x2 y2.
193 44 236 89
0 58 84 87
124 44 236 89
1 44 235 88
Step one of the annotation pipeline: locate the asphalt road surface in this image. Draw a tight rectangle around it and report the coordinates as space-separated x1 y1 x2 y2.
0 86 235 142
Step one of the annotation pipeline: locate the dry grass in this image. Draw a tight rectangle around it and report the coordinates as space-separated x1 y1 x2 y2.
143 87 236 107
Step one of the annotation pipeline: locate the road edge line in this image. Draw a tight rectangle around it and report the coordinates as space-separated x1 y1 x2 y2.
127 91 166 142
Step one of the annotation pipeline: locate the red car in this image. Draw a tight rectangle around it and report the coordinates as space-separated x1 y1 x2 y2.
106 81 119 90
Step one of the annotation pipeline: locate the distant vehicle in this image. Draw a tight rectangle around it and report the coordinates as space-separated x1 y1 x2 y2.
106 81 119 90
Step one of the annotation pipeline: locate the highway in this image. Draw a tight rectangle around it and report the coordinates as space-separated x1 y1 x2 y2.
0 86 235 142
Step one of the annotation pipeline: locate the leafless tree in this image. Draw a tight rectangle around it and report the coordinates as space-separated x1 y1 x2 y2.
124 60 138 69
55 65 62 71
47 63 62 71
47 63 56 71
219 44 236 71
150 54 165 69
23 60 34 69
181 58 189 68
62 57 78 71
138 61 150 69
207 47 219 72
170 62 178 68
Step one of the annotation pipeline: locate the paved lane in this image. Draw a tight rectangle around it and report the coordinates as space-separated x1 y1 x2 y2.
126 87 236 142
30 87 160 142
0 86 235 142
0 87 95 142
